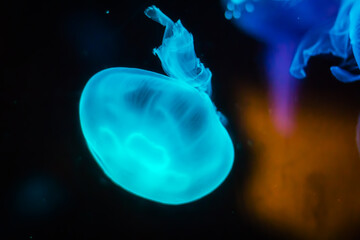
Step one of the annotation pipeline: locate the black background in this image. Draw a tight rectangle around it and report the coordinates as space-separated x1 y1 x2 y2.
2 0 360 239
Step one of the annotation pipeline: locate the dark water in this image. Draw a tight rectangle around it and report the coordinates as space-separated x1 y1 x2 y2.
2 0 360 239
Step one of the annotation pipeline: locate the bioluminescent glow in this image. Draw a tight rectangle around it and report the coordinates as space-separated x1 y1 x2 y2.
290 0 360 83
222 0 339 135
79 6 234 205
265 44 298 134
236 86 360 239
223 0 339 44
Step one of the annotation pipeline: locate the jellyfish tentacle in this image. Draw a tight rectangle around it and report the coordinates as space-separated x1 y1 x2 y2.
290 25 335 79
144 6 174 39
330 66 360 83
144 6 173 26
290 0 360 83
144 6 212 95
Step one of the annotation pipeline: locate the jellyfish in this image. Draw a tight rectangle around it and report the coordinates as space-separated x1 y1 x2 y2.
223 0 339 135
79 6 234 205
290 0 360 83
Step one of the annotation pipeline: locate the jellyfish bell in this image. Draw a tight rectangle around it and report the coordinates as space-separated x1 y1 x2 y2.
79 6 234 205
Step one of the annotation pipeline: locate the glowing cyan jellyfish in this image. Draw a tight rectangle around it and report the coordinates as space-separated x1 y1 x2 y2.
79 6 234 205
222 0 339 135
290 0 360 83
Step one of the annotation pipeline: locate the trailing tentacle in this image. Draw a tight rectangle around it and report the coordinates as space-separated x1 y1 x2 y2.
145 6 212 95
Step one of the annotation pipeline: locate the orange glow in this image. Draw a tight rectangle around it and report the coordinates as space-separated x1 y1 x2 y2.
236 84 360 239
